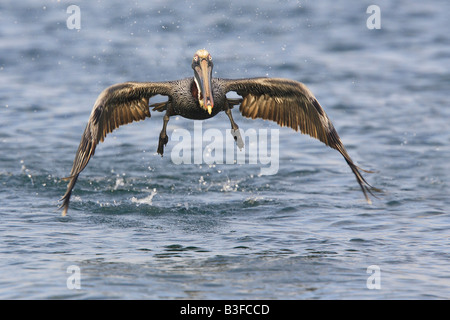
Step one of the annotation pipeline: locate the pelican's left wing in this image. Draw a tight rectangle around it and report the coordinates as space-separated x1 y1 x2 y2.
223 77 377 203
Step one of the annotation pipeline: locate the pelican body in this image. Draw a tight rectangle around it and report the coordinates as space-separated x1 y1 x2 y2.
60 49 376 215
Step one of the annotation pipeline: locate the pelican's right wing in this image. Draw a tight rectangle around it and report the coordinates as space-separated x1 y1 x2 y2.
60 81 173 216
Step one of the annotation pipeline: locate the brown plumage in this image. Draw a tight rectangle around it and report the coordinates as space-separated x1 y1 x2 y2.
60 49 377 216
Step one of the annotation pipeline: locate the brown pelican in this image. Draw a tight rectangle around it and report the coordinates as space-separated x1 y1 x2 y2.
60 49 376 216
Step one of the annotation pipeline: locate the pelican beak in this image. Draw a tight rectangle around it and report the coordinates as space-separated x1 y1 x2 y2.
194 58 214 114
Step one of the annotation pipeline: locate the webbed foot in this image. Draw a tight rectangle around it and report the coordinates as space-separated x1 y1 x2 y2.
157 134 169 156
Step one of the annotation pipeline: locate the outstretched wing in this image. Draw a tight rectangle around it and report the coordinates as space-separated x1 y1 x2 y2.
60 81 173 216
223 77 376 203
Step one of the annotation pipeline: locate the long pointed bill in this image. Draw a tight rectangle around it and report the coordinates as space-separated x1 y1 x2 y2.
195 59 214 114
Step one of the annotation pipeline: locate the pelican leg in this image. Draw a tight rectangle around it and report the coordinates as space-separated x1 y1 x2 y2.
157 113 170 156
150 101 168 112
225 108 244 150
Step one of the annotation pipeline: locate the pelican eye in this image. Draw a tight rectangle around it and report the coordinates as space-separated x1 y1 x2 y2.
193 55 199 62
208 55 212 61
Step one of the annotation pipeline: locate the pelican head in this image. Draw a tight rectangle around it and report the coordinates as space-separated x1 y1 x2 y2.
192 49 214 114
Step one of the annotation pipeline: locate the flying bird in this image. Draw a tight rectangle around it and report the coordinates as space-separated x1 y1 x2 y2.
60 49 376 216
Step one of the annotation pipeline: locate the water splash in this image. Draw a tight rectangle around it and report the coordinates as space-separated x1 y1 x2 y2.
130 188 157 206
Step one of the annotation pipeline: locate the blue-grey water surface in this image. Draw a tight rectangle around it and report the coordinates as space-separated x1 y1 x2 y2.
0 0 449 299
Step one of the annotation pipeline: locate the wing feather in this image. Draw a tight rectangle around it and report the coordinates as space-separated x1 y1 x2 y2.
223 77 377 203
60 81 172 215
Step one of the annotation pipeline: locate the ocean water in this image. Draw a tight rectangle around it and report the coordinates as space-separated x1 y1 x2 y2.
0 0 449 299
